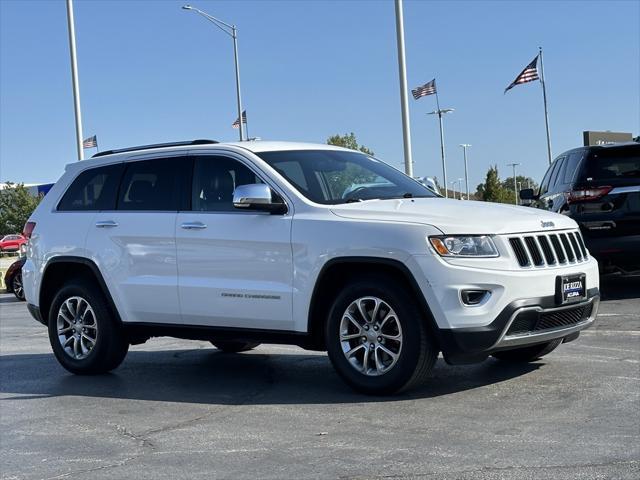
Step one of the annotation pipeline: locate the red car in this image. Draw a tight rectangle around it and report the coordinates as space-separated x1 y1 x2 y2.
0 234 27 252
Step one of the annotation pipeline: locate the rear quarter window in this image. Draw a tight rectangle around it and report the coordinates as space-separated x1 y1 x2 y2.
58 163 124 211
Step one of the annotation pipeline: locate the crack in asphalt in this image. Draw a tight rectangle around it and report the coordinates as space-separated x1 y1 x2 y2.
43 357 278 479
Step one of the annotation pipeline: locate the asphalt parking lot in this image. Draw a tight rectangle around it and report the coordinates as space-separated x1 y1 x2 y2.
1 277 639 480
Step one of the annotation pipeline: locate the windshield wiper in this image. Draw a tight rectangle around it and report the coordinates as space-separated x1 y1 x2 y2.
345 198 363 203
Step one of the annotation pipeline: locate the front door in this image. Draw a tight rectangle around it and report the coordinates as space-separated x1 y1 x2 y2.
176 154 294 330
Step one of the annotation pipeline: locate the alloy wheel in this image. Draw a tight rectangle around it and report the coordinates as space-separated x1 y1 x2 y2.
56 296 98 360
12 273 24 300
339 296 403 376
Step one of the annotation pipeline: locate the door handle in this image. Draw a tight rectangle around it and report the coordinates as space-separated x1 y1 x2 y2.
181 222 207 230
95 220 118 228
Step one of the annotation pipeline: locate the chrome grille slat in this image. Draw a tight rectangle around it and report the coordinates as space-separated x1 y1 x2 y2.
508 230 588 269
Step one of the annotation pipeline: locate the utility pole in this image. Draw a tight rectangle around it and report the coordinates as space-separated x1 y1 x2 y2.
507 163 520 205
394 0 413 177
65 0 84 160
459 144 471 200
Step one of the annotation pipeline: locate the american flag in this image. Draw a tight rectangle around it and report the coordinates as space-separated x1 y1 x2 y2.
232 110 247 128
504 55 540 93
82 135 97 148
412 79 437 100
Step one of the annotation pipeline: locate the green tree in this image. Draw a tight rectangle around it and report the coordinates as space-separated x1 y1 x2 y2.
502 175 538 193
0 183 41 235
476 166 514 204
327 132 374 156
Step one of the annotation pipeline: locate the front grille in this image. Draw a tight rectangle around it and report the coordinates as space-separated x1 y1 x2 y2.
506 302 594 336
508 230 588 268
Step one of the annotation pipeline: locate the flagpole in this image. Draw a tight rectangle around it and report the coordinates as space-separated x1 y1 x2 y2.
435 91 448 199
245 114 250 140
538 47 552 165
95 137 99 153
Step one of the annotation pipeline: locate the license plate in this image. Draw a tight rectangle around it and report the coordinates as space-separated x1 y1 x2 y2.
556 274 586 304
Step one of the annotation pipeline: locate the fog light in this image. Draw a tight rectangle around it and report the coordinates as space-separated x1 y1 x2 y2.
461 289 489 306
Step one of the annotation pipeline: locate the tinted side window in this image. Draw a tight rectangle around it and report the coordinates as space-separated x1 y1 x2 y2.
550 156 567 190
192 156 263 212
117 158 182 211
563 151 583 184
539 160 558 196
58 163 124 211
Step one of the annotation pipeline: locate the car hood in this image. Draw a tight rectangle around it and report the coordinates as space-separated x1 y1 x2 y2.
330 198 576 235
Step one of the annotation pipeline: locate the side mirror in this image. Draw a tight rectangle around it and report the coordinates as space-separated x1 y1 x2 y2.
519 188 537 200
233 184 287 214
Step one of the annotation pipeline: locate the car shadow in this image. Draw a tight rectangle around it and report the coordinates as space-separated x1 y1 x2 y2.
0 296 21 304
0 348 540 405
599 275 640 301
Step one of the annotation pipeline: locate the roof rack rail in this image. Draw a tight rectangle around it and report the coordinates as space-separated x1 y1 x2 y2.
92 139 218 158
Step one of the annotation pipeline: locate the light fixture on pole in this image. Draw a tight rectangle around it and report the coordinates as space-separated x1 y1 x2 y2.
459 144 471 200
182 4 245 141
427 107 454 198
507 163 521 205
65 0 84 161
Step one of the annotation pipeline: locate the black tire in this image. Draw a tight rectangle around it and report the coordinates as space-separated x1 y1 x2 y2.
492 339 562 363
210 340 260 353
48 280 128 374
12 272 25 301
325 275 438 395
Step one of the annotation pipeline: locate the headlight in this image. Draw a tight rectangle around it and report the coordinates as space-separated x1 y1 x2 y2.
429 235 499 257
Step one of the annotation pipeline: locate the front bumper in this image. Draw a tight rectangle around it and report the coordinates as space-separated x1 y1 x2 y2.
438 289 599 364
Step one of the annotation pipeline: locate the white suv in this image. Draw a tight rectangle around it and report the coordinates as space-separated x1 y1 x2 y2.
23 140 599 394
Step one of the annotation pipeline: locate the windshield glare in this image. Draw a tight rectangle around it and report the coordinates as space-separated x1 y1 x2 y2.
256 150 435 204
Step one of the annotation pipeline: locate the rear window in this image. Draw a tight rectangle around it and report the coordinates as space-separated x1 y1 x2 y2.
582 146 640 181
117 157 182 211
58 163 124 211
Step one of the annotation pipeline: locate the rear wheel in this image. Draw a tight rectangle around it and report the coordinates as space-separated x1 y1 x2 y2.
210 340 260 353
325 275 437 395
48 281 128 374
492 339 562 363
12 272 25 301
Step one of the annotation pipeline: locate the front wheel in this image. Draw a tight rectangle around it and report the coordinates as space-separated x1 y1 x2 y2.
492 339 562 363
325 276 438 395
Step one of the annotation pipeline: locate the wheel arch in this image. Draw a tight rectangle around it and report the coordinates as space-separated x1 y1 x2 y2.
39 256 122 326
306 256 440 351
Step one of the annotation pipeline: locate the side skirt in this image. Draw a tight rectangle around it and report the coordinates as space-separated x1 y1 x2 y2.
123 322 319 350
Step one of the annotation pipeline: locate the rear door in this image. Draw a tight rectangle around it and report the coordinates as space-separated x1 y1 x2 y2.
176 153 294 330
87 155 189 324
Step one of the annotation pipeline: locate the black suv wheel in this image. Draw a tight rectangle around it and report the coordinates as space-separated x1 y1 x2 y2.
325 275 437 395
48 281 129 374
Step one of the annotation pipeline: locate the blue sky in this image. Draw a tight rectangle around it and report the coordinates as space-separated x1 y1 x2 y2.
1 0 638 191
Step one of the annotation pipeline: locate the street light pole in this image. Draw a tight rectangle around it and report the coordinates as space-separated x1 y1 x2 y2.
394 0 413 177
459 144 471 200
457 178 463 199
183 5 245 141
427 106 454 198
507 163 520 205
65 0 84 161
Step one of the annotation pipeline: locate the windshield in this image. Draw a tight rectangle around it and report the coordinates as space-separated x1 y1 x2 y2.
256 150 435 204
